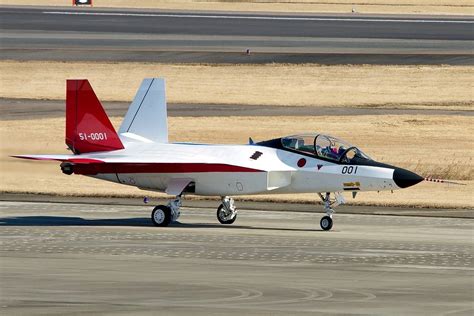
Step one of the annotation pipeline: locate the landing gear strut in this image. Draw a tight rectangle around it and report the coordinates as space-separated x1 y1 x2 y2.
317 192 345 231
217 196 237 224
151 195 182 227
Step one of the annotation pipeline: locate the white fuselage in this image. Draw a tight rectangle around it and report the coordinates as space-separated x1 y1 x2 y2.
83 141 399 196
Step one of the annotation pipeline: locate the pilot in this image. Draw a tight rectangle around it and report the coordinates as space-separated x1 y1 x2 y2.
323 146 338 160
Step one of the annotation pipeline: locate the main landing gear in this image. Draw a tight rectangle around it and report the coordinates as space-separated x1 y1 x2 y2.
317 192 345 231
217 196 238 224
150 195 238 227
151 195 182 227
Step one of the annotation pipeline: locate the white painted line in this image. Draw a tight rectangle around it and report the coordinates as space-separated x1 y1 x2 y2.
386 264 474 271
43 11 474 24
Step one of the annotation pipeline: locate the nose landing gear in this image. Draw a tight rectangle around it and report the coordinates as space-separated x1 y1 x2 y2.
317 192 345 231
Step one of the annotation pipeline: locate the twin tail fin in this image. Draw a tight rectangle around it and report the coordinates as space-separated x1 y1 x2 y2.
65 78 168 154
66 80 124 154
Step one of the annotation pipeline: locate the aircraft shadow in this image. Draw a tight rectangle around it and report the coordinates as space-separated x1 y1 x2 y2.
0 216 321 232
0 216 152 227
162 221 320 232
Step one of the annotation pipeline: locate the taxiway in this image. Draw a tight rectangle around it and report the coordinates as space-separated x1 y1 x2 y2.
1 200 472 315
1 6 472 64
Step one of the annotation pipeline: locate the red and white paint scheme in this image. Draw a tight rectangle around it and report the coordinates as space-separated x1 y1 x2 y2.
14 79 424 230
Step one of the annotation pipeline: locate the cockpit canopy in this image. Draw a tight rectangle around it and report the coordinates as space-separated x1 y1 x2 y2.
281 133 371 163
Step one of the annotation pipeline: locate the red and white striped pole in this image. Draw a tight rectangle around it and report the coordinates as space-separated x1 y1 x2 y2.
424 177 466 185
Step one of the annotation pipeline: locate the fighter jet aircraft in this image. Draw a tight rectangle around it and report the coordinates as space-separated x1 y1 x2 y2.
14 78 424 230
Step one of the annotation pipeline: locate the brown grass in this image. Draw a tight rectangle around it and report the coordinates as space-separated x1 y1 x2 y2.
1 116 473 208
1 61 472 110
3 0 473 15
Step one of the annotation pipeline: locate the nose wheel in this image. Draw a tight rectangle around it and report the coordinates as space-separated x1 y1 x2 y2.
320 216 333 231
318 192 344 231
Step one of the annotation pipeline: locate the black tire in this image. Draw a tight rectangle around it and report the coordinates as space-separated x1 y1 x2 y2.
320 216 333 231
151 205 171 227
217 204 237 225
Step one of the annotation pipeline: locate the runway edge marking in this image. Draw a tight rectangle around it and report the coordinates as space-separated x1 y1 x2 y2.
43 11 474 24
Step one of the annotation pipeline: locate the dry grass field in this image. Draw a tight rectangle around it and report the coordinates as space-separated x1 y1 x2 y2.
1 116 472 208
1 60 472 207
4 0 473 15
1 61 472 110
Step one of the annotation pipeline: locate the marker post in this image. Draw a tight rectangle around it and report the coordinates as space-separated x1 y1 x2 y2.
73 0 93 6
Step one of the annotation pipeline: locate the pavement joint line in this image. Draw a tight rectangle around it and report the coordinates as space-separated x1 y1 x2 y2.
42 11 474 24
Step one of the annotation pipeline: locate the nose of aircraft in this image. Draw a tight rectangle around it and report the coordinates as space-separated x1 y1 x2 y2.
393 167 424 188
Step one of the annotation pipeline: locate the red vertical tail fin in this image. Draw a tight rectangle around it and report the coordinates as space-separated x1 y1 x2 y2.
66 80 124 154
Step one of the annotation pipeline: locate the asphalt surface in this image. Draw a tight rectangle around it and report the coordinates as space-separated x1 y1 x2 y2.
1 98 472 120
0 200 472 315
2 193 473 218
0 6 473 64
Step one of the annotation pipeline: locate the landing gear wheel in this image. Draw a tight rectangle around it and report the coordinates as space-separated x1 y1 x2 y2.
320 216 333 231
151 205 171 227
217 204 237 225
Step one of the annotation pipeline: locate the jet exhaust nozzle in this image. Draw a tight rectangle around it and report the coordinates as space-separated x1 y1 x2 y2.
60 162 74 175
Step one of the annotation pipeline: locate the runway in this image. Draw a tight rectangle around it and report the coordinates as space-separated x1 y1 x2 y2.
2 98 472 121
1 200 472 314
1 6 473 64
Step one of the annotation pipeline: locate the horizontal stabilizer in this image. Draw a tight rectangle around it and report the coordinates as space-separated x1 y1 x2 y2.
119 78 168 143
12 155 104 164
